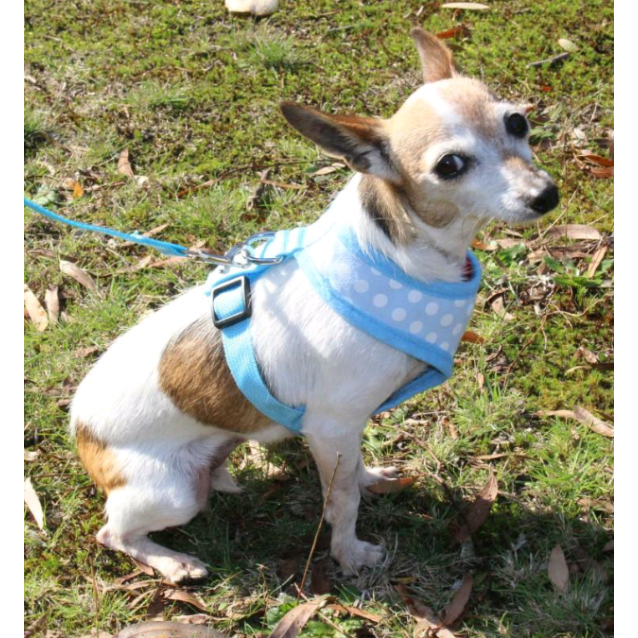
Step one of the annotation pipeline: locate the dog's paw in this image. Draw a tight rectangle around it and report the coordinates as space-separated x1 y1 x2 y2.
210 464 243 494
359 466 400 496
161 554 209 585
333 538 385 575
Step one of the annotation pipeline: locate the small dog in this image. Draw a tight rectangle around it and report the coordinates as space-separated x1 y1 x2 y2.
70 29 558 584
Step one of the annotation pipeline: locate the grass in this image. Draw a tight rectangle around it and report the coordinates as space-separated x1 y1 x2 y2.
24 1 613 637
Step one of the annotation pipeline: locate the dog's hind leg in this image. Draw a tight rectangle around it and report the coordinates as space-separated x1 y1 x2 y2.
92 437 236 584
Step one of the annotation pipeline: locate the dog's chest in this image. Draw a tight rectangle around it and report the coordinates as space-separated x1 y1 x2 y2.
250 260 428 421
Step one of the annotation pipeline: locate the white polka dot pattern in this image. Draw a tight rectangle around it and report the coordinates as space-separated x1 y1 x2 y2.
302 234 479 363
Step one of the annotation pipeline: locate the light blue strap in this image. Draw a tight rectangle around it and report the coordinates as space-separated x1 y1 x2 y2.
212 278 305 433
24 197 189 257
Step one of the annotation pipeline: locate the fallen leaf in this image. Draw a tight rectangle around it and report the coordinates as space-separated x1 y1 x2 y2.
24 285 48 331
72 180 84 198
118 148 135 179
131 558 155 577
75 345 102 358
436 25 471 39
579 497 614 514
548 544 569 591
44 286 60 325
24 477 45 530
491 296 514 321
573 406 614 438
442 574 473 627
24 449 40 462
395 586 456 638
268 600 324 638
538 409 578 419
578 150 614 168
310 163 345 176
173 614 215 625
586 244 608 278
453 472 498 543
113 621 224 637
471 239 497 251
441 2 490 10
546 225 602 241
576 347 598 364
60 260 98 293
367 475 419 494
327 604 382 623
461 330 485 344
602 540 614 552
310 558 331 596
588 165 614 178
558 38 579 52
163 589 208 612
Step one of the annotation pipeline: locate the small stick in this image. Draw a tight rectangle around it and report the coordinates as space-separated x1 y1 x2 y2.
527 52 570 68
88 554 102 637
297 453 341 599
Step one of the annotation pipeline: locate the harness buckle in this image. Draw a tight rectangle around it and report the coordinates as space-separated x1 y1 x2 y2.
211 276 252 329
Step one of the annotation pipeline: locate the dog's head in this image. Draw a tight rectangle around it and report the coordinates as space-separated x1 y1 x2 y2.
281 28 558 241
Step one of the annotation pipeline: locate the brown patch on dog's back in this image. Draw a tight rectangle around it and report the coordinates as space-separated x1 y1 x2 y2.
75 423 126 494
159 317 272 433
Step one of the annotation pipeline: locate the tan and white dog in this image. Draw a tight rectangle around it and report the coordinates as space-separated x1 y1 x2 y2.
70 29 558 584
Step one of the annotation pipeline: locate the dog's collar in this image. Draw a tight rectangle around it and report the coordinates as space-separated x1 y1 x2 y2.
206 219 482 433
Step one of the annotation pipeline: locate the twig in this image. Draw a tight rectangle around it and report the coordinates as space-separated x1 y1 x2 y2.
527 52 570 68
297 453 341 599
89 554 102 637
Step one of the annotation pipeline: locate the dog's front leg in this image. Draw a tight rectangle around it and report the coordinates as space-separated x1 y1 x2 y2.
305 419 384 575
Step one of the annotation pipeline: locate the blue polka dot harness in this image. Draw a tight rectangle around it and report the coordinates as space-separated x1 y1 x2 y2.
205 216 482 434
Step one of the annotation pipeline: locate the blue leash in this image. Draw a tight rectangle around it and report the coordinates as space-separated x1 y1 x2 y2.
24 197 190 257
24 196 287 267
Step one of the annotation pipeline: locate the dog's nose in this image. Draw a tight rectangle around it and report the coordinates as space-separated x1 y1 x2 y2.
529 184 559 215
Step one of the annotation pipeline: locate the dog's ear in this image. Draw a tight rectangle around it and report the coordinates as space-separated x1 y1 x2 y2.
280 102 400 183
410 27 457 83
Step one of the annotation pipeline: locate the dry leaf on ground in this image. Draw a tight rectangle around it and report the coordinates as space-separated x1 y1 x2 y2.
491 296 514 321
548 544 569 590
545 225 602 241
118 149 135 179
310 558 331 595
60 260 98 293
395 585 456 638
163 589 208 612
72 180 84 199
44 286 60 324
24 477 45 530
114 621 226 637
573 406 614 438
453 472 499 543
586 245 608 278
327 604 382 623
436 25 471 39
441 2 490 10
24 285 48 331
558 38 579 52
602 540 614 552
442 574 474 627
367 475 419 495
268 600 324 638
461 330 485 344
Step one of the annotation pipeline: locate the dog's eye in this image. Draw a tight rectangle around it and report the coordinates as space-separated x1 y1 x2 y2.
434 154 467 179
505 113 528 138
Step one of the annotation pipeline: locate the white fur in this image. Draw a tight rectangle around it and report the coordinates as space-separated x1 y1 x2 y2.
70 62 557 583
225 0 278 17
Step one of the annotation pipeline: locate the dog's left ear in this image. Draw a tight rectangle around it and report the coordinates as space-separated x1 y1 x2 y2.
410 27 458 83
280 102 400 184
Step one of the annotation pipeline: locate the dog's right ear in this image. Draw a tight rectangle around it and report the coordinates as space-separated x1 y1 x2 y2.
410 27 457 83
280 102 400 184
